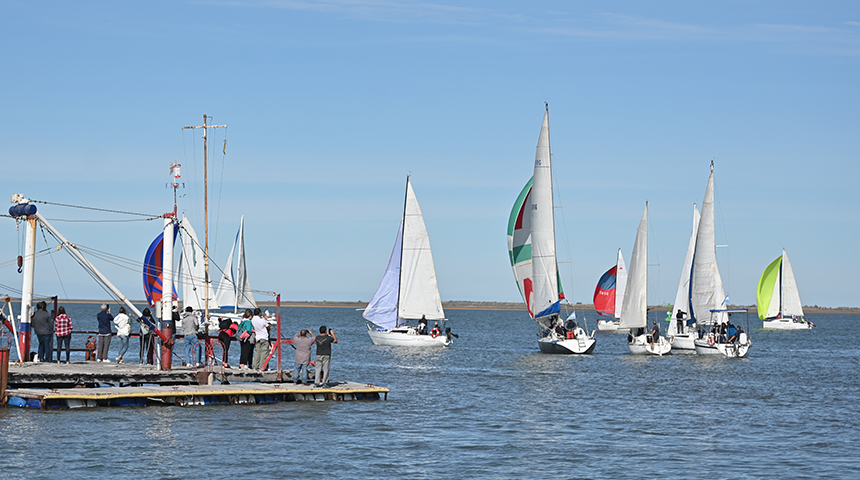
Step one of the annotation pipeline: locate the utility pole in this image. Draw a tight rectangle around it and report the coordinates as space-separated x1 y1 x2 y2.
182 115 226 328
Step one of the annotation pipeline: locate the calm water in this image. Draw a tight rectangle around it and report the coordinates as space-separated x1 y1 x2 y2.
1 305 858 479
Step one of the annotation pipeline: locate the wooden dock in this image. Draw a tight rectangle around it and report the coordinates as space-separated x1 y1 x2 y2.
1 359 389 409
6 382 388 409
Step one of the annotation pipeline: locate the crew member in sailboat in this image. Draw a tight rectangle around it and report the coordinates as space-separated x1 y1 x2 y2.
650 321 660 350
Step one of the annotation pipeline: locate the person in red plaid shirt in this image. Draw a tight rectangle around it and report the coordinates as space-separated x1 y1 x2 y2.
54 306 73 364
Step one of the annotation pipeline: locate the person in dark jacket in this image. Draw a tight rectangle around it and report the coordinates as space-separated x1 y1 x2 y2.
31 301 53 362
218 318 238 367
97 304 113 362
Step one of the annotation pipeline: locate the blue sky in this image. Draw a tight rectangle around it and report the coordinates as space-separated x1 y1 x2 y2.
1 1 858 307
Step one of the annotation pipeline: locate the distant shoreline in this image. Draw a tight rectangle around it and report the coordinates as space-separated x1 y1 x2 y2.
13 298 860 314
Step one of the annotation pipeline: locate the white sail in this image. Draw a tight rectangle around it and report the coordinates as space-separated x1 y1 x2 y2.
713 261 728 324
399 180 445 321
781 250 804 318
179 215 214 311
530 106 560 320
620 204 648 330
670 204 700 334
691 167 716 323
235 216 256 310
363 220 403 330
614 249 628 320
213 230 237 309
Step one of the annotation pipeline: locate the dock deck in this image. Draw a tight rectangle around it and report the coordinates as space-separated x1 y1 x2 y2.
2 361 388 409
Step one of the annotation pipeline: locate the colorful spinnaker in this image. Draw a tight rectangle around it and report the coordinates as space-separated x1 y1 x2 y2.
143 225 179 307
593 249 626 318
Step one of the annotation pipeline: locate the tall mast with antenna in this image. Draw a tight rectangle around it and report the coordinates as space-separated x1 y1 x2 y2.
182 115 227 324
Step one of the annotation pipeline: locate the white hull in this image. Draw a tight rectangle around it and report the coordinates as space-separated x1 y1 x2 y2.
597 320 623 332
693 334 751 358
537 331 596 354
627 334 672 356
670 333 697 351
366 324 451 347
762 318 813 330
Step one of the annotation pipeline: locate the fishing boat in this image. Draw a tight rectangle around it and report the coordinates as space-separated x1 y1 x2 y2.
594 249 627 332
363 177 452 347
691 163 751 357
507 105 596 354
619 203 671 355
666 204 700 351
757 249 812 329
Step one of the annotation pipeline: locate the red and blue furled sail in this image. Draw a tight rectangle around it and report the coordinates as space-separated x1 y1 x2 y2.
143 226 179 307
593 265 617 317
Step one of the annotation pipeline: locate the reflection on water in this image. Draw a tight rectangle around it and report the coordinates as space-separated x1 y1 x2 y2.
1 306 859 479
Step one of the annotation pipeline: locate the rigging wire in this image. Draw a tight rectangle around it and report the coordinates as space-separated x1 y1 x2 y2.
28 199 160 219
38 223 68 299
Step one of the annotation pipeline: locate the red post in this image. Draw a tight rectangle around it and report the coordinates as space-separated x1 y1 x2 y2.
0 347 8 405
276 294 282 381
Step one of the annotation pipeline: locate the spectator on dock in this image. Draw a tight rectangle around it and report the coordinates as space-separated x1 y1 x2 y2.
314 326 338 387
181 306 202 367
237 309 254 369
114 307 131 364
251 308 270 371
139 308 156 365
292 328 316 384
32 301 53 363
218 317 238 368
54 306 73 364
97 304 113 362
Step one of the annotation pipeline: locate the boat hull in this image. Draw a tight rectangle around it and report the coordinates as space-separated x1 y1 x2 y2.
597 320 623 332
627 334 672 356
366 325 451 347
670 333 697 351
537 335 596 354
693 335 751 358
762 319 813 330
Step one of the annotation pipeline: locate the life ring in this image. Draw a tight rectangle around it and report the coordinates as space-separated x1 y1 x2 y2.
430 328 440 337
707 335 715 346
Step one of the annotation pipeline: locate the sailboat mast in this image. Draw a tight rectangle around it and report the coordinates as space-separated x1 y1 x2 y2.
183 115 227 322
545 103 560 300
780 249 785 318
396 176 410 327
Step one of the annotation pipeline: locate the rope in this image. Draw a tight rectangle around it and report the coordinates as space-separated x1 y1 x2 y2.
29 199 161 219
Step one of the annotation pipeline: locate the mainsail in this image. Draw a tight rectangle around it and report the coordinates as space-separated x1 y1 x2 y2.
364 179 444 330
691 166 716 323
530 106 560 320
619 204 648 330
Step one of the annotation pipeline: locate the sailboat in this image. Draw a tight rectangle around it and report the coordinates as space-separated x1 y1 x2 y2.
363 177 452 347
594 249 627 332
692 163 752 357
758 249 812 329
213 216 257 313
178 214 215 315
508 105 596 354
666 204 700 350
620 203 671 355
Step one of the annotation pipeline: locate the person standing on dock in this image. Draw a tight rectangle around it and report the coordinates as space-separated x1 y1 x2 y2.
54 306 73 364
237 309 254 369
218 317 238 368
251 308 270 371
32 301 54 362
292 329 316 384
114 307 131 364
313 326 337 387
139 308 156 365
97 304 113 362
181 306 202 367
